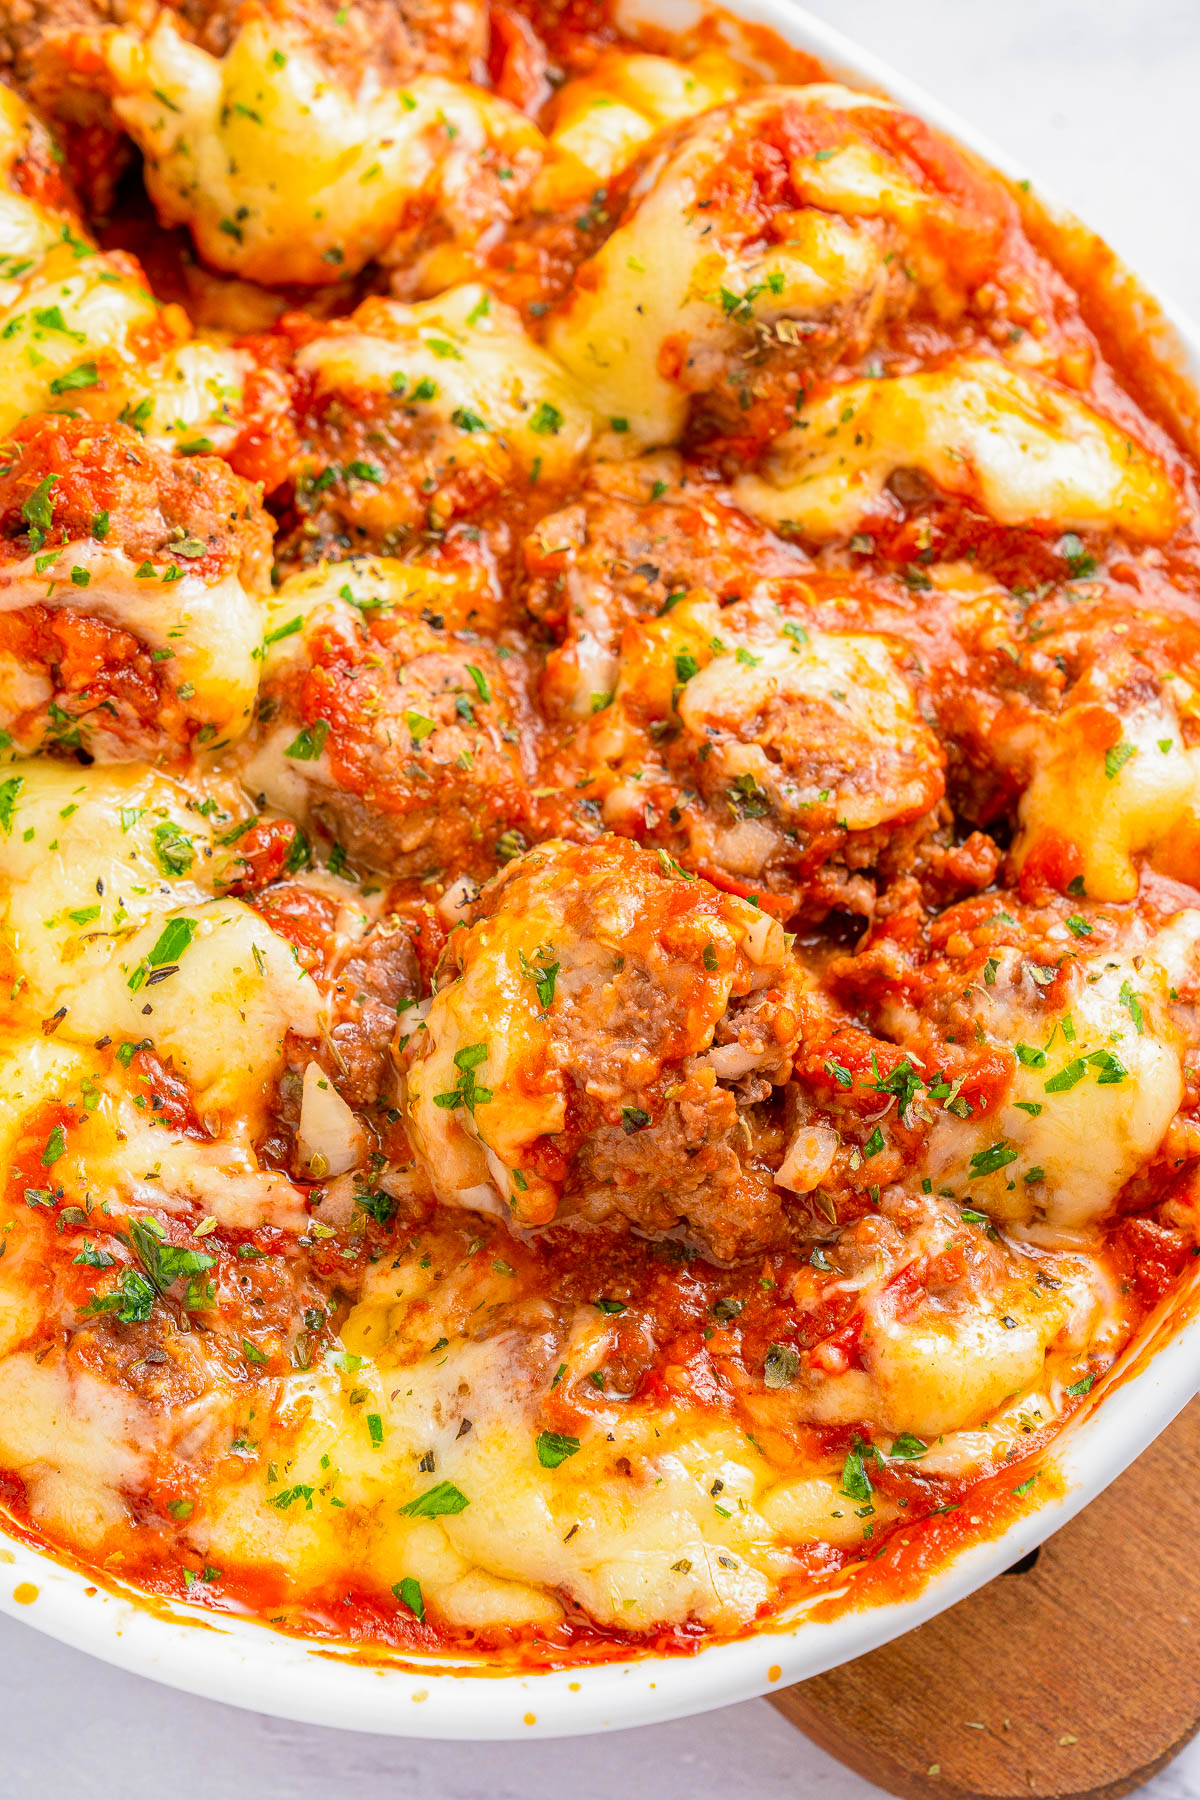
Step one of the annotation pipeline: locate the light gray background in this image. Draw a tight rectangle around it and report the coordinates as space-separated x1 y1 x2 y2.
4 2 1199 1793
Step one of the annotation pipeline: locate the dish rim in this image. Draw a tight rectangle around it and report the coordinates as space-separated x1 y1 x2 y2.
2 0 1199 1739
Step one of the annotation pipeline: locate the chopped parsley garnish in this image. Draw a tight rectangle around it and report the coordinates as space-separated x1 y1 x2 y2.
968 1142 1018 1178
839 1439 876 1504
398 1481 469 1518
79 1266 156 1324
1059 532 1097 579
518 946 558 1010
152 821 194 876
530 401 564 435
126 1219 215 1308
536 1431 581 1468
392 1576 425 1621
1119 980 1144 1034
264 616 302 647
432 1043 492 1113
1044 1058 1086 1093
284 719 330 761
49 361 99 395
1104 741 1135 780
0 775 23 834
21 474 57 550
127 916 197 991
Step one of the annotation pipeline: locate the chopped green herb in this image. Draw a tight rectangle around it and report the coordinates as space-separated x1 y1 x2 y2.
1104 741 1135 780
968 1142 1017 1178
398 1481 469 1518
536 1431 581 1469
284 719 330 761
392 1576 425 1621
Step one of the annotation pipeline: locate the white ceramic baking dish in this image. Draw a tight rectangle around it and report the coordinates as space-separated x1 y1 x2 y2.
2 0 1198 1738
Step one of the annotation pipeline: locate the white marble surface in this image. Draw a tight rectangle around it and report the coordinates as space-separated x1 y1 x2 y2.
4 3 1200 1794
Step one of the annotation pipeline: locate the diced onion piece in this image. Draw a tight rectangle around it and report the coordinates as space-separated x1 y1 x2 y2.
298 1060 366 1177
776 1124 838 1193
454 1181 506 1217
703 1043 771 1079
741 910 786 966
438 873 482 926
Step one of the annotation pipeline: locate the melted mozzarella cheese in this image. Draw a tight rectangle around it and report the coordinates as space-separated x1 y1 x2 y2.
0 762 322 1132
734 356 1179 540
0 1037 91 1357
0 541 263 755
0 246 179 436
0 88 75 292
539 49 754 191
923 925 1194 1241
781 1195 1115 1438
298 284 594 483
81 901 321 1128
0 1353 149 1551
0 761 224 1019
105 14 544 286
260 557 473 670
0 234 241 448
547 89 894 451
197 1237 794 1634
142 340 251 457
1015 683 1200 901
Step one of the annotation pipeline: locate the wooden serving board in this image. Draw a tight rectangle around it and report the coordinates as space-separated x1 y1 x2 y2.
772 1395 1200 1800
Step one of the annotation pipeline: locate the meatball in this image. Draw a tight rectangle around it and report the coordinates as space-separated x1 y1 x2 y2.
8 0 490 212
864 561 1200 903
734 356 1179 548
549 591 946 918
401 835 829 1261
545 83 1059 453
0 414 271 759
166 0 489 86
828 890 1199 1243
99 7 540 287
240 284 592 553
524 459 813 721
242 556 535 881
252 876 422 1111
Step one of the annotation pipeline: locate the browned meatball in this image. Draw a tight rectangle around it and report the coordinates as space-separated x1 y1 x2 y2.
401 835 832 1260
0 413 271 759
244 556 536 881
